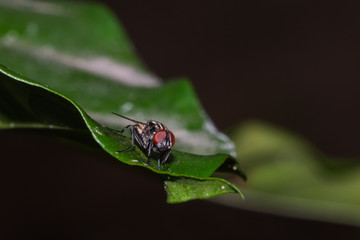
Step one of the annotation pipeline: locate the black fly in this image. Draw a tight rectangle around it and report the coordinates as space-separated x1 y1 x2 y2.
112 112 175 170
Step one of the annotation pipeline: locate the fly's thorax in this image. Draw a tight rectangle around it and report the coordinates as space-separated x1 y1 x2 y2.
145 120 166 139
146 120 166 133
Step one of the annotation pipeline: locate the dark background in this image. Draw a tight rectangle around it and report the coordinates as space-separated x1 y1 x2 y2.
2 0 360 239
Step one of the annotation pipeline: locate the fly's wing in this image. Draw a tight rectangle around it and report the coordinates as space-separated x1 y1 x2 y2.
111 112 146 124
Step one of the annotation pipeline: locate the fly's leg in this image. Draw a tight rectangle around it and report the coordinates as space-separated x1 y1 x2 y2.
158 149 172 170
146 141 154 166
116 125 135 153
120 125 131 133
110 125 130 135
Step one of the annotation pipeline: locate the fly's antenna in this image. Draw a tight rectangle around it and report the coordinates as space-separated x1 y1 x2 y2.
111 112 145 124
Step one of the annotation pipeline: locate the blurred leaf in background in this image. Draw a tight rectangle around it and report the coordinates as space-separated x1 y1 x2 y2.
213 121 360 226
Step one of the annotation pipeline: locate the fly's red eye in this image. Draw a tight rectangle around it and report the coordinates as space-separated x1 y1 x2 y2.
153 129 175 147
169 131 175 147
154 129 167 144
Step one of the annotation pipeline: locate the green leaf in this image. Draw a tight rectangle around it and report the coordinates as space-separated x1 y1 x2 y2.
0 0 244 203
165 176 243 204
216 121 360 226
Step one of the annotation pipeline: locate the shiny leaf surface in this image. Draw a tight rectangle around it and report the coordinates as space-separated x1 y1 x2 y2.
0 1 244 203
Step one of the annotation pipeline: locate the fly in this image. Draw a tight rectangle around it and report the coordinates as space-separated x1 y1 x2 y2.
112 112 175 170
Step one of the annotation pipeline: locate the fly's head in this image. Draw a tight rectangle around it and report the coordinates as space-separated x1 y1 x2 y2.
153 129 175 152
146 120 175 152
